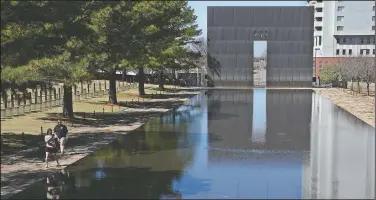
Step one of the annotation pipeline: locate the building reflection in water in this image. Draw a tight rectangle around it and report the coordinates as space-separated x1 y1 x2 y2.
306 91 375 199
205 89 374 199
205 89 312 198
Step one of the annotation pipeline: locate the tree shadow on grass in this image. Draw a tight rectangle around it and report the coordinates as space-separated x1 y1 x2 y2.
34 93 199 130
140 93 196 100
119 101 185 110
163 88 204 93
36 110 167 128
82 99 186 110
1 133 44 157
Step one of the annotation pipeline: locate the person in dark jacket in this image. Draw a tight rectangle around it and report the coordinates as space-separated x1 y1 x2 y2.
54 119 69 155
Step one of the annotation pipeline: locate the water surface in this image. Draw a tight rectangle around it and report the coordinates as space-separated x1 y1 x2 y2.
11 89 375 199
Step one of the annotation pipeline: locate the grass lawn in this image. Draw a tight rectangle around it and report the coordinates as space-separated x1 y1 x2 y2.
1 84 175 134
0 84 193 156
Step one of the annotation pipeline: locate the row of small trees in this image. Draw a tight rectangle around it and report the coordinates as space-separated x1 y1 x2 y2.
319 56 375 96
1 1 207 118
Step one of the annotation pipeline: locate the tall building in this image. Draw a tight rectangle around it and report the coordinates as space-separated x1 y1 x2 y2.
307 0 375 79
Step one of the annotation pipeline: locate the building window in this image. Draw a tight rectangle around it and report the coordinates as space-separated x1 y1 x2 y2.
349 49 352 55
337 16 344 21
319 61 322 64
373 26 375 31
337 26 344 31
335 37 339 44
343 38 346 44
342 49 346 55
373 6 375 11
337 6 344 11
316 17 323 21
367 37 370 44
373 49 375 55
360 38 364 44
365 49 370 55
336 49 340 55
360 49 364 55
315 27 322 31
325 61 328 64
373 16 375 21
318 36 322 45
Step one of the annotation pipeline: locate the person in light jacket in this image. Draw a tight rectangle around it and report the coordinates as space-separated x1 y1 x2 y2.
45 128 60 168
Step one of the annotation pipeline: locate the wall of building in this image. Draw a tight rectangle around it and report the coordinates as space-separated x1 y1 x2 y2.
313 57 343 79
207 6 314 87
311 0 375 57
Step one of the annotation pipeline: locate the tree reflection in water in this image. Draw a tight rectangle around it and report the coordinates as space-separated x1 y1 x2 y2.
11 97 204 199
65 102 202 199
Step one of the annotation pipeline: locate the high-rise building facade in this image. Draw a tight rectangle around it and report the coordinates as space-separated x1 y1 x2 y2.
308 0 375 78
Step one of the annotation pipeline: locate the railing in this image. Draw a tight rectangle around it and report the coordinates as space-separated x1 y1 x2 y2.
1 81 138 119
253 81 267 88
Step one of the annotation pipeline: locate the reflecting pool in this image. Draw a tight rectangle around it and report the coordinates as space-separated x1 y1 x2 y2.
11 89 375 199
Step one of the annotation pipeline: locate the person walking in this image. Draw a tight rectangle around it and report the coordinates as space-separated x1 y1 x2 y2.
45 128 60 168
54 119 69 156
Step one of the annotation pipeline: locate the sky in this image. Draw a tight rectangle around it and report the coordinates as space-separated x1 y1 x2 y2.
188 1 307 56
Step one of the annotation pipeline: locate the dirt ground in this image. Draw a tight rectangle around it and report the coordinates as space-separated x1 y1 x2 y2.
313 88 375 127
1 86 199 199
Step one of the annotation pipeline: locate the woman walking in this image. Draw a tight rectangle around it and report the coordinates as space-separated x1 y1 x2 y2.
45 128 60 168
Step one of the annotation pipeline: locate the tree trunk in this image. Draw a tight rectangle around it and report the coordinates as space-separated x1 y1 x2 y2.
351 80 354 91
172 69 177 85
62 84 74 119
138 67 145 95
158 70 165 90
366 82 370 96
1 92 8 108
122 69 126 82
357 81 360 94
342 80 347 89
109 71 118 104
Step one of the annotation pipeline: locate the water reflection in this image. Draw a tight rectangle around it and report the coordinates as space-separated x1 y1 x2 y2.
46 169 75 199
10 90 374 199
307 92 375 199
252 89 266 144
